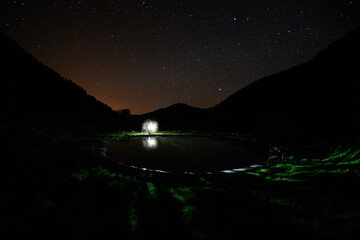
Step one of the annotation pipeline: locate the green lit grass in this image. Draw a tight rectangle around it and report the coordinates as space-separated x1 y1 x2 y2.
84 132 360 239
13 130 360 239
247 148 360 182
98 131 196 138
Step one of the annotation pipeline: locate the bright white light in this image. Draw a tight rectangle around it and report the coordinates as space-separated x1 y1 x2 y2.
142 119 159 134
142 137 158 150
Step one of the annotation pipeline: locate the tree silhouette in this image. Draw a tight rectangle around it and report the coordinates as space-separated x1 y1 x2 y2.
117 109 131 117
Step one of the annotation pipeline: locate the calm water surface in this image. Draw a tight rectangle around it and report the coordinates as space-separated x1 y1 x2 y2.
106 136 269 173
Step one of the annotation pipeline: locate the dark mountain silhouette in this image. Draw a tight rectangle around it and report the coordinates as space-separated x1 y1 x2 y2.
210 27 360 141
0 32 119 135
130 103 207 131
0 32 122 238
134 27 360 142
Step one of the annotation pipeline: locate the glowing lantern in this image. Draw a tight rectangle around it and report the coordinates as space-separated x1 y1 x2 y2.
142 120 159 134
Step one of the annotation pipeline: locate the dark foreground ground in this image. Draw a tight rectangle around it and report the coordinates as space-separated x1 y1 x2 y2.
1 131 360 239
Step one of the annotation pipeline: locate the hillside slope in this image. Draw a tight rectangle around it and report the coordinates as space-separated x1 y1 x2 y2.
0 32 119 134
209 27 360 141
141 103 207 131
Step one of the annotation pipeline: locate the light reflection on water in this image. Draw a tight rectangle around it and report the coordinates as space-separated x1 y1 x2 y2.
142 137 158 150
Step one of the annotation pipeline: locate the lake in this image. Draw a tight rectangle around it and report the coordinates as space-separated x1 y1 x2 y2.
106 136 270 173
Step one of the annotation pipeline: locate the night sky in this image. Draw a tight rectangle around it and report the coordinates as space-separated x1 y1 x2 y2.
1 1 359 114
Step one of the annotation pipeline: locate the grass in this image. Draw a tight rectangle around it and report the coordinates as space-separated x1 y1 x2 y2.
98 131 207 138
2 131 360 239
71 133 360 239
248 148 360 181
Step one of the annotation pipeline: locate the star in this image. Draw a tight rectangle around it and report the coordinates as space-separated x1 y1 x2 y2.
1 0 358 114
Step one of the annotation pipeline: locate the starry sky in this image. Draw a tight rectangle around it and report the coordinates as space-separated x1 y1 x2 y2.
1 0 359 114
